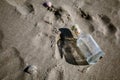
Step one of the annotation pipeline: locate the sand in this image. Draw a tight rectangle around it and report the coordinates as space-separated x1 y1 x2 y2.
0 0 120 80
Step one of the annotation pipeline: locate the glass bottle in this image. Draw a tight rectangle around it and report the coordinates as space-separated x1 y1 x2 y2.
71 24 105 64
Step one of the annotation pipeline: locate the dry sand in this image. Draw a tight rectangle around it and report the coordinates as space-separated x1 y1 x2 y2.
0 0 120 80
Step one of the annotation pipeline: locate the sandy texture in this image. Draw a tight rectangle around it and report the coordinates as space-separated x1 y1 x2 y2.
0 0 120 80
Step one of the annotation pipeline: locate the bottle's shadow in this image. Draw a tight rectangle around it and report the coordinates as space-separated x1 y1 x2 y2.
57 28 88 65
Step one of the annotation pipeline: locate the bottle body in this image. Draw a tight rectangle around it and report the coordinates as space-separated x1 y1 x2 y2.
77 33 105 64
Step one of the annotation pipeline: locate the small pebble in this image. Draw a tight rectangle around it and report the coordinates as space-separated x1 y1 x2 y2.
43 1 52 8
24 65 38 74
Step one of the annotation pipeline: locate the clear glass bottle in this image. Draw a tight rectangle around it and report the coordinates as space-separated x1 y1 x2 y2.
71 24 105 64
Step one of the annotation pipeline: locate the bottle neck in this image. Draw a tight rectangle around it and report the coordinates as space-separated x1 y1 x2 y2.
75 31 84 38
71 24 84 38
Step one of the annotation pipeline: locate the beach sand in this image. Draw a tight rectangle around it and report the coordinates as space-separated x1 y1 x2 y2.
0 0 120 80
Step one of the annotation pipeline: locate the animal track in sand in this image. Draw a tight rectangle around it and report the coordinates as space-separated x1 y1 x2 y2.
24 2 34 13
44 5 72 24
78 9 117 36
55 28 88 65
54 7 72 23
79 8 92 20
78 8 95 33
93 14 117 36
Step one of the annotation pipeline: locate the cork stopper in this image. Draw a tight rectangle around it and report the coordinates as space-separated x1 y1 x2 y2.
71 24 82 37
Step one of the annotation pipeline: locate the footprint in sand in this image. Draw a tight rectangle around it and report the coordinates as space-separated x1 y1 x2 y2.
54 28 88 65
0 47 25 80
0 47 38 80
5 0 34 15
